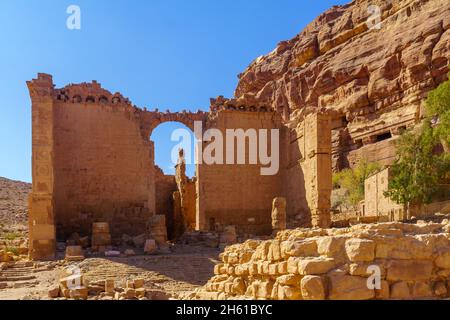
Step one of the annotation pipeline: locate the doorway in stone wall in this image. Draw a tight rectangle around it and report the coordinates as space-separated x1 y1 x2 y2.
150 122 197 239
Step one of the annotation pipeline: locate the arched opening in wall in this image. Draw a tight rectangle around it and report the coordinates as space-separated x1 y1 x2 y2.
150 122 196 178
150 122 197 240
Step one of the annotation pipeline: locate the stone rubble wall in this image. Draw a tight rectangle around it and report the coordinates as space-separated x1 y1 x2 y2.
187 221 450 300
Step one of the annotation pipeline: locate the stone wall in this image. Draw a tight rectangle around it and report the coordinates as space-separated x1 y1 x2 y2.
187 221 450 300
196 110 284 235
364 168 403 219
27 74 334 259
52 85 155 240
154 168 177 239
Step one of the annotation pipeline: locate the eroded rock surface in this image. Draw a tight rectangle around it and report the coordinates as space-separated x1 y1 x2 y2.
234 0 450 169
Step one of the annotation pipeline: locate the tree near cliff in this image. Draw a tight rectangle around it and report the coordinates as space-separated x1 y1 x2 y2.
425 71 450 152
332 159 380 211
385 74 450 218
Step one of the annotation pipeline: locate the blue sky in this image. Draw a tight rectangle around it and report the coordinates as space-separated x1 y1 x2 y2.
0 0 347 182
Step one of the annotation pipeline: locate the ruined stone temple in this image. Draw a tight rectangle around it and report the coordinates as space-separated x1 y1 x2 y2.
27 74 332 260
27 0 450 260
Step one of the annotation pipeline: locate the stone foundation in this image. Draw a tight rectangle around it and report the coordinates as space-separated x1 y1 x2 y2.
187 220 450 300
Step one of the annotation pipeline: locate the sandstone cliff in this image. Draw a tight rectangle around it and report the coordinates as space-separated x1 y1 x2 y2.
233 0 450 170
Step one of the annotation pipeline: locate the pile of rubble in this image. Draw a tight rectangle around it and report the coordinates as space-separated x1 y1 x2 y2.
63 218 171 260
50 268 169 300
186 220 450 300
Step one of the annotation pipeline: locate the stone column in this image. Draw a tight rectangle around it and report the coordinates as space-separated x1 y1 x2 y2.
303 113 332 228
27 74 56 260
271 197 287 232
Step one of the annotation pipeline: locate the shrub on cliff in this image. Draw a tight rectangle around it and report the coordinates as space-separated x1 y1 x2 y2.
425 71 450 152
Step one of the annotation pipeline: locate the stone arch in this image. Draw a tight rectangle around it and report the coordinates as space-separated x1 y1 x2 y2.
86 96 96 103
99 95 109 104
112 96 121 104
72 95 82 103
140 110 207 138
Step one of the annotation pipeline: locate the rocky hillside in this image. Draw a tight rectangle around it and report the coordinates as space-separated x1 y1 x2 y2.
0 177 30 228
233 0 450 169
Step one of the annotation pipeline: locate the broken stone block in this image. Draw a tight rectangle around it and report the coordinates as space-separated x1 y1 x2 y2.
132 234 146 248
433 282 447 297
48 286 60 298
60 274 84 290
65 246 84 261
375 280 390 300
271 197 287 232
328 275 375 300
124 288 136 299
144 239 157 254
91 233 112 247
376 237 432 260
345 239 375 262
276 275 301 286
287 257 300 274
135 288 146 298
124 249 136 256
317 236 347 258
281 239 318 258
220 226 237 246
133 278 145 289
105 279 115 294
390 282 411 299
301 275 326 300
126 280 135 289
412 281 433 298
92 222 110 234
435 250 450 269
278 285 301 300
69 286 89 300
147 215 168 246
298 257 336 275
386 260 433 281
105 250 121 257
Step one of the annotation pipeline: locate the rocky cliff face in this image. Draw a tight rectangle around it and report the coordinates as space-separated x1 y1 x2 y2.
234 0 450 170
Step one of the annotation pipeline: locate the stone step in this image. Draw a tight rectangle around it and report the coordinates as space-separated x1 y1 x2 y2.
7 263 34 269
11 280 39 289
0 275 36 282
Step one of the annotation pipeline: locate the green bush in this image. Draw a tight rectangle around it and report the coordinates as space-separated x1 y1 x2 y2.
333 159 380 209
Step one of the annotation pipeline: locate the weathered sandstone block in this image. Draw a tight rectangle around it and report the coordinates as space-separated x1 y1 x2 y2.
386 260 433 282
281 239 318 258
435 250 450 269
144 239 157 254
376 237 432 260
298 257 336 275
345 239 375 262
328 275 374 300
272 197 287 232
301 275 326 300
390 282 411 299
317 236 347 258
412 281 433 298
